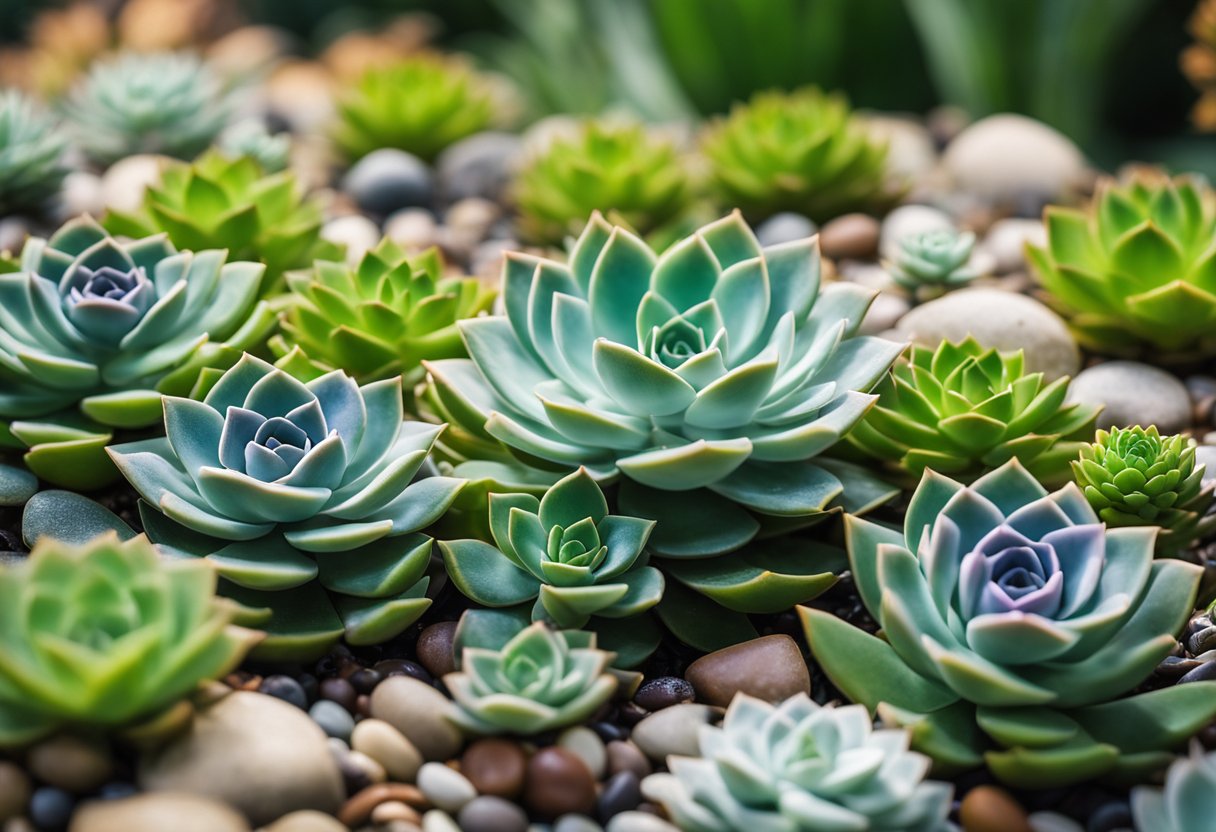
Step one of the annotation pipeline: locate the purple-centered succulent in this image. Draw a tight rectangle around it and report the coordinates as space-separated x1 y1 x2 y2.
63 265 157 346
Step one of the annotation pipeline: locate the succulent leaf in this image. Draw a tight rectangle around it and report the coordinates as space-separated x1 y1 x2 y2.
0 91 68 215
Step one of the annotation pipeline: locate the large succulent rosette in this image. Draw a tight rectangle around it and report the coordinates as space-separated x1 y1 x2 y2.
802 459 1216 787
108 355 466 659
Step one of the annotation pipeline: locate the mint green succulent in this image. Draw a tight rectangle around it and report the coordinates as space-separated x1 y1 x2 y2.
63 52 231 166
107 354 467 659
0 90 67 216
803 459 1216 787
0 533 260 746
888 229 978 293
446 618 618 735
0 216 272 490
1132 744 1216 832
219 121 291 173
1074 426 1216 556
643 693 954 832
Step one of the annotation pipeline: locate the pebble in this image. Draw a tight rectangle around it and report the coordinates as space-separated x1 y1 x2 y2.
523 747 598 820
346 750 388 784
342 149 433 215
943 114 1087 206
631 704 718 762
259 810 348 832
259 675 308 710
318 677 358 713
371 801 423 825
337 783 426 828
309 700 355 742
385 209 439 252
100 154 166 213
558 726 607 779
1086 801 1133 832
321 215 381 265
605 741 651 780
0 762 30 821
684 635 811 708
28 735 114 793
755 213 818 248
879 204 954 261
422 809 462 832
58 171 106 220
981 218 1046 274
605 813 680 832
415 622 459 680
29 786 73 831
457 796 529 832
436 132 522 203
863 115 938 183
817 213 879 260
351 719 423 783
70 793 250 832
895 287 1080 381
461 738 528 798
959 785 1033 832
554 816 604 832
633 678 694 712
444 198 502 257
373 660 432 685
137 691 345 826
1067 361 1191 434
22 490 136 548
1027 813 1085 832
1197 446 1216 489
370 676 464 761
597 771 642 822
860 292 911 336
417 763 477 814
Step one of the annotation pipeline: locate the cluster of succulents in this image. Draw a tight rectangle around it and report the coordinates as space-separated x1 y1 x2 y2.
0 90 68 215
1132 744 1216 831
887 228 980 294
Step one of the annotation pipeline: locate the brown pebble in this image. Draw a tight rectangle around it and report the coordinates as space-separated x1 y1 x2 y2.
461 738 527 799
28 734 113 793
523 747 597 820
605 741 651 781
370 800 421 824
415 621 458 679
0 761 31 822
959 785 1033 832
817 213 880 260
683 635 811 707
337 783 427 828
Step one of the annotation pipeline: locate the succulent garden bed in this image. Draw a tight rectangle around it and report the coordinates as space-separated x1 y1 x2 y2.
2 3 1216 832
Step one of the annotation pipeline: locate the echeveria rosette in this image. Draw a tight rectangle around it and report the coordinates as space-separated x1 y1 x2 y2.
1073 426 1216 556
107 354 467 660
802 459 1216 788
887 229 979 295
1131 744 1216 832
846 337 1099 488
425 211 904 567
0 532 260 747
1026 172 1216 360
0 216 272 489
0 90 68 216
642 693 955 832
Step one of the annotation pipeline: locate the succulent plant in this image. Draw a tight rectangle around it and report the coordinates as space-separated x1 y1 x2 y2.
445 618 618 735
887 229 979 293
425 211 904 563
643 693 954 832
802 459 1216 787
846 337 1099 487
0 216 272 490
1027 172 1216 360
335 53 496 163
0 532 259 746
1132 744 1216 831
513 120 694 246
218 121 292 173
700 87 898 223
107 354 466 659
0 90 68 216
63 51 231 166
1072 425 1216 556
271 239 495 391
104 150 340 294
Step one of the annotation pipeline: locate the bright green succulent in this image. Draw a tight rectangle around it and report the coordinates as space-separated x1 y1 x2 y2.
643 693 954 832
1073 426 1216 556
271 239 495 392
0 216 272 490
1132 744 1216 832
107 354 467 659
802 459 1216 788
700 87 898 223
846 337 1099 487
63 51 231 166
445 617 618 735
513 120 694 246
104 149 340 294
335 53 496 163
0 532 260 746
1027 172 1216 360
0 90 68 216
887 229 979 293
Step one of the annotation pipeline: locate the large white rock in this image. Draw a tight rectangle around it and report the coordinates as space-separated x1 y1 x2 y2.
943 114 1086 203
1067 361 1192 434
70 793 250 832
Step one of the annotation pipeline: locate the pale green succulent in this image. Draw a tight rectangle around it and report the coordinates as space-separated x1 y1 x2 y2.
219 121 291 173
888 229 978 293
0 90 68 215
643 693 954 832
1132 744 1216 832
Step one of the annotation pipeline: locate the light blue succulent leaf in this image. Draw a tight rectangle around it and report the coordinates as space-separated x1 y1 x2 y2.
278 433 348 490
1074 681 1216 754
697 210 763 267
528 260 582 379
203 353 275 413
315 533 432 597
652 232 722 311
550 293 602 399
969 459 1052 517
710 257 771 362
964 614 1080 666
15 349 100 390
594 515 655 578
708 460 842 517
107 436 202 501
940 487 1007 555
195 467 331 524
459 316 550 423
162 396 224 473
918 636 1057 707
485 410 608 466
539 468 609 529
488 492 541 559
340 416 437 497
903 470 966 550
334 578 432 646
587 227 655 345
539 583 630 627
207 534 319 590
596 566 664 618
217 406 262 472
440 538 541 606
817 458 899 516
99 330 208 386
537 388 652 451
812 335 908 395
79 388 164 428
683 356 778 430
804 281 873 341
244 366 316 418
507 506 549 574
118 278 190 350
283 518 394 552
195 261 266 337
592 340 696 417
568 212 614 292
746 237 819 352
621 482 760 558
367 475 465 533
744 390 877 462
617 438 752 491
323 448 429 520
502 252 546 352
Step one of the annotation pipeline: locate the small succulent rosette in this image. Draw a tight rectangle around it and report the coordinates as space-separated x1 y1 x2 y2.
1131 743 1216 832
643 693 955 832
0 217 272 489
886 229 979 295
108 354 466 659
802 459 1216 787
0 90 68 216
0 533 260 746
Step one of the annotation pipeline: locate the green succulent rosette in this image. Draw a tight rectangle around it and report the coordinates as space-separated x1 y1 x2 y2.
107 354 467 660
0 90 68 216
701 87 899 222
1132 744 1216 832
1027 172 1216 360
104 149 340 295
271 239 495 392
514 120 694 246
802 459 1216 788
887 229 978 294
335 53 496 163
643 693 954 832
1073 425 1216 556
846 337 1099 487
0 532 260 746
0 216 273 489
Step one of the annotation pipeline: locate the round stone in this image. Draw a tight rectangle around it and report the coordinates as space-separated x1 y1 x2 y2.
58 171 106 220
959 785 1032 832
309 699 355 742
818 213 880 261
415 621 459 680
633 677 694 712
337 783 426 828
860 291 911 337
70 793 250 832
457 795 529 832
605 812 680 832
369 676 464 761
347 750 388 784
554 815 605 832
524 747 598 820
558 726 607 779
943 114 1086 206
461 738 528 799
417 763 477 814
879 204 954 261
755 213 818 248
342 148 433 215
0 462 37 507
260 810 349 832
605 741 651 780
351 719 423 783
28 734 114 793
318 677 357 713
371 800 423 824
1067 361 1192 434
631 704 718 762
597 771 642 822
422 809 462 832
29 786 74 831
321 215 381 265
100 154 166 213
385 208 439 252
0 761 31 821
684 635 811 708
981 218 1046 274
259 675 308 710
444 198 502 255
436 132 522 203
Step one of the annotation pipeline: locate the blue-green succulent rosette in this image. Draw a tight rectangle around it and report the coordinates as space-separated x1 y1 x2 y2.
802 459 1216 788
0 216 273 489
107 354 466 660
